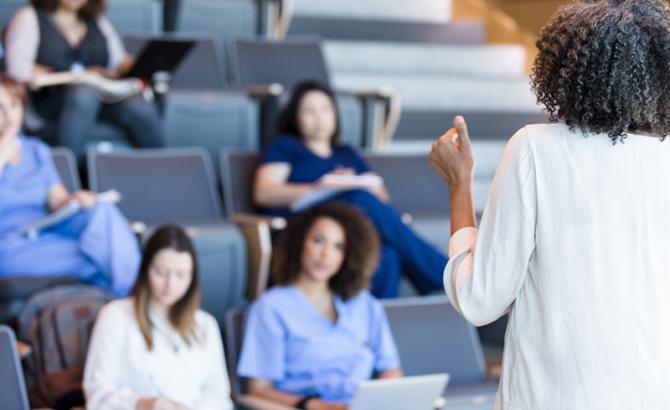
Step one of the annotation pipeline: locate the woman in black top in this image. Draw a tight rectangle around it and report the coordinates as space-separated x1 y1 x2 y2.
5 0 163 157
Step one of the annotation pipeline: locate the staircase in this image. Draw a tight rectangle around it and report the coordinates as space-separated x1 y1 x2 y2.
287 0 564 211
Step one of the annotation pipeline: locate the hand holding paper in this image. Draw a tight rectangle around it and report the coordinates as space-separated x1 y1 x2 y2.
18 190 122 240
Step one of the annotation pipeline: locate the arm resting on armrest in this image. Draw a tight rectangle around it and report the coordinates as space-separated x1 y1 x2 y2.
237 394 298 410
231 213 280 299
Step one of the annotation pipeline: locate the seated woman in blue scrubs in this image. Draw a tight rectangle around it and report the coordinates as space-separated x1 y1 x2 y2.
0 77 140 296
254 80 447 298
238 203 402 410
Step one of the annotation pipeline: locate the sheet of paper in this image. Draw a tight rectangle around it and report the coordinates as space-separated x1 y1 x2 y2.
290 186 358 213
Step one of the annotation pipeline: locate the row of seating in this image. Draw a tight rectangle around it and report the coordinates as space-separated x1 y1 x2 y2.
225 295 499 407
48 146 454 319
2 0 545 162
0 0 290 40
0 293 498 410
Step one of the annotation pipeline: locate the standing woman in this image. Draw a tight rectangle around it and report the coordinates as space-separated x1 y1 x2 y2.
4 0 163 157
430 0 670 409
84 225 233 410
254 80 447 298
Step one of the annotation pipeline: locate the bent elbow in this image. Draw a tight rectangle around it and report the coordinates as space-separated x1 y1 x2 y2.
458 298 509 327
253 186 267 207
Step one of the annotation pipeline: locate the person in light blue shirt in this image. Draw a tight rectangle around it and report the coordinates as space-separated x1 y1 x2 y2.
0 77 140 296
237 203 402 410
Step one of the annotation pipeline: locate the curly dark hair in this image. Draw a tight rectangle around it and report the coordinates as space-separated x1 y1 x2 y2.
531 0 670 143
272 202 379 300
31 0 106 21
274 80 342 145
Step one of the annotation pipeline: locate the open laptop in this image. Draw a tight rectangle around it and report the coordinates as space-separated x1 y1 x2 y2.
349 373 449 410
0 325 30 410
124 38 195 81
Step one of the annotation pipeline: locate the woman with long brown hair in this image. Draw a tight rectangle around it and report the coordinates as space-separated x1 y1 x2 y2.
83 225 233 410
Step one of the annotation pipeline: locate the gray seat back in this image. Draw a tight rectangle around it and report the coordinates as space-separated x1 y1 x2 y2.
175 0 260 73
163 91 259 163
0 325 29 410
87 148 223 222
181 225 247 325
51 147 81 193
123 33 228 91
0 0 23 29
223 307 246 399
231 37 331 89
176 0 259 36
106 0 162 33
364 153 450 217
383 296 487 385
219 151 258 217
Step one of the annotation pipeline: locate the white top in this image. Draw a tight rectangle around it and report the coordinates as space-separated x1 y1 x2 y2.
444 123 670 410
83 299 233 410
5 6 127 82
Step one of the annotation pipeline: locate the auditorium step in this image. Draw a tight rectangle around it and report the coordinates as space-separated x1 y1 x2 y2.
324 41 527 78
292 0 453 22
332 72 539 112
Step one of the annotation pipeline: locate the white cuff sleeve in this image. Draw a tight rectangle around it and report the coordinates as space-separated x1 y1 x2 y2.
448 226 478 257
443 227 478 315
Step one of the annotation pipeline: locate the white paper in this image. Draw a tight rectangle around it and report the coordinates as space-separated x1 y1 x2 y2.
289 175 383 212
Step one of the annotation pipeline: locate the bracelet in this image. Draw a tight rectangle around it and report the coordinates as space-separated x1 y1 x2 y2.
295 394 319 410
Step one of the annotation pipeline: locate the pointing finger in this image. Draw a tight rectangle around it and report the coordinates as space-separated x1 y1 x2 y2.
453 115 472 151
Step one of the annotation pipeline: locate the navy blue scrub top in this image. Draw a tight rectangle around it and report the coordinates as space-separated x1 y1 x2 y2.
258 134 371 217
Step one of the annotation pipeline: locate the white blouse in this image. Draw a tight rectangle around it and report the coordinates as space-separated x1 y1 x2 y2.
5 6 128 82
83 299 233 410
445 123 670 410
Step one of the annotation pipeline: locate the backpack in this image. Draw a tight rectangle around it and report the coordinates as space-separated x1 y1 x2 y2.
17 284 115 410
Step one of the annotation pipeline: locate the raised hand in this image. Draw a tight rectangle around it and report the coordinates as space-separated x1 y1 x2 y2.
429 116 477 234
429 115 475 191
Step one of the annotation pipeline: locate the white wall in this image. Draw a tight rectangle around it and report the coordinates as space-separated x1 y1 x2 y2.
293 0 452 22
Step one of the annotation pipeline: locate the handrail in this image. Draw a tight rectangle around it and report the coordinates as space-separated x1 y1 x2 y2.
262 0 294 40
244 83 285 98
273 0 294 40
380 89 402 149
338 87 403 150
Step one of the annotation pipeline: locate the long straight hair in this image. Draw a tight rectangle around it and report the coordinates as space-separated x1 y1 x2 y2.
274 80 342 145
131 225 201 350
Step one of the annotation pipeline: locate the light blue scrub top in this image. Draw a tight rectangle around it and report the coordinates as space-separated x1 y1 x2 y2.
237 286 400 403
0 136 140 296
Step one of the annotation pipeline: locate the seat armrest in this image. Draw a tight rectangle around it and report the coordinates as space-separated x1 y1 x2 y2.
237 395 298 410
338 87 394 100
337 88 402 150
231 213 281 299
130 220 148 236
244 83 285 99
233 213 287 230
